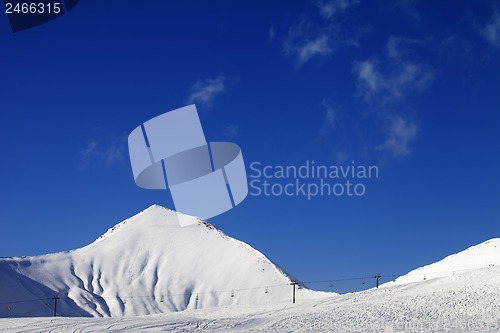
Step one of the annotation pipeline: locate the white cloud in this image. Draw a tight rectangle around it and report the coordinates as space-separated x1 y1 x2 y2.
187 75 226 107
378 116 418 157
80 141 99 169
387 37 400 59
284 34 332 67
352 37 431 158
269 25 276 42
482 10 500 48
353 40 433 103
334 151 349 164
354 60 381 93
282 0 360 67
225 125 239 140
394 63 433 93
106 140 126 165
437 35 472 58
387 36 422 59
320 99 337 138
297 36 332 66
316 0 359 20
79 138 126 170
317 1 336 20
391 0 421 27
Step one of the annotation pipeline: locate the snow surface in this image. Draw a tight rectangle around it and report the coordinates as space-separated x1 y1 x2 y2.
1 206 499 332
0 205 327 318
1 263 500 332
381 238 500 287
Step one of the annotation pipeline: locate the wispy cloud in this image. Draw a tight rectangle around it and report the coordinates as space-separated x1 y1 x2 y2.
352 36 431 157
79 138 126 171
319 99 337 138
481 9 500 48
354 60 381 93
377 116 418 157
106 140 127 165
387 36 422 59
353 38 433 104
187 75 226 107
283 17 333 67
285 35 332 67
269 24 276 42
282 0 360 67
437 35 472 59
225 125 239 140
316 0 359 20
80 141 99 170
390 0 421 27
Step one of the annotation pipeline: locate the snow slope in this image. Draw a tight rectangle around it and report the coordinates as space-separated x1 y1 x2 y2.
0 205 326 318
1 253 500 332
2 208 499 332
381 238 500 287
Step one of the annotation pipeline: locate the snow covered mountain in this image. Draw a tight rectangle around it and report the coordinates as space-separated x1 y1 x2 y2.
0 205 324 318
1 205 499 332
381 238 500 287
1 237 500 332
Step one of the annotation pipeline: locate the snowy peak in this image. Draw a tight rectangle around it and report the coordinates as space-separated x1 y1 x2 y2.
96 204 190 241
94 204 210 243
384 238 500 287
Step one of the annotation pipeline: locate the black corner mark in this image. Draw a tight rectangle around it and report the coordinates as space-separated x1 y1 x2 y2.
4 0 80 33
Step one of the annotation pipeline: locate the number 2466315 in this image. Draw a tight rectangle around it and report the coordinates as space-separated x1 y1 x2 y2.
5 2 62 14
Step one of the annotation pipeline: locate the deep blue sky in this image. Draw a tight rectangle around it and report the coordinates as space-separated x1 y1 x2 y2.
1 0 499 293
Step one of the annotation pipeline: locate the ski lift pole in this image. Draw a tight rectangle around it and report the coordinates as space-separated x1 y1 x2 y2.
291 281 298 304
52 295 60 317
374 274 381 288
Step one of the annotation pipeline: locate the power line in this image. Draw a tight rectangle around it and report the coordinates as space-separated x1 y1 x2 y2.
0 297 52 305
0 265 495 308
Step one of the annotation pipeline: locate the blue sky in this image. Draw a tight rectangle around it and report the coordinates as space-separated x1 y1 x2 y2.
1 0 499 293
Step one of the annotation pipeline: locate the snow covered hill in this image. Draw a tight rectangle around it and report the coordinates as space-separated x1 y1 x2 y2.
1 207 499 332
0 205 325 318
381 238 500 287
1 240 500 332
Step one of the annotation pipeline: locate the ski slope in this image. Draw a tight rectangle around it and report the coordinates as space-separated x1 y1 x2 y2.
1 205 499 332
1 262 500 332
0 205 327 318
382 238 500 287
